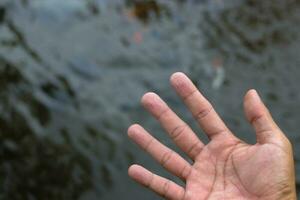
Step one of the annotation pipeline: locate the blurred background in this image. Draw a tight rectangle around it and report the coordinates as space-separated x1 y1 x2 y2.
0 0 299 199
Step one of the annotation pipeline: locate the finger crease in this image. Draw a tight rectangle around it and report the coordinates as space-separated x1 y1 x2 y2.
161 150 173 167
209 129 229 139
162 180 171 198
183 89 198 101
181 165 192 179
250 113 264 125
256 130 273 144
180 190 187 200
194 105 213 121
170 124 187 140
146 172 155 188
157 108 170 121
144 137 155 152
187 141 203 158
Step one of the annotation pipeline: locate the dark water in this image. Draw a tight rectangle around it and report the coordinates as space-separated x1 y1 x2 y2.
0 0 299 199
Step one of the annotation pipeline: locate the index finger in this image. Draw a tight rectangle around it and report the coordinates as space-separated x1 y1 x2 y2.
170 72 231 140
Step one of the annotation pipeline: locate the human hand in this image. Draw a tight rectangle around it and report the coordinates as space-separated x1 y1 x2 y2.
127 72 297 200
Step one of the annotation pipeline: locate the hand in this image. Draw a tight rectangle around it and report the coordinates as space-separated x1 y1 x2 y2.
127 72 297 200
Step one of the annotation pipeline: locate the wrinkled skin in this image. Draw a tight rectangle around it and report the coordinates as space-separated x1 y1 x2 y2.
127 72 296 200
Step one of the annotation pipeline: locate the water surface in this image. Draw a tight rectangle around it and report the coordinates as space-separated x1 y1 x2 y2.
0 0 299 199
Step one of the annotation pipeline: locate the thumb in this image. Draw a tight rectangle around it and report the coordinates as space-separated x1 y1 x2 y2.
243 89 281 144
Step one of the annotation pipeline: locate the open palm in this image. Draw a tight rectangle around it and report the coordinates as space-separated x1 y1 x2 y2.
128 72 296 200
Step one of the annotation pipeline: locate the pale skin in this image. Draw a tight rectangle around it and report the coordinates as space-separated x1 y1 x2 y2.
127 72 297 200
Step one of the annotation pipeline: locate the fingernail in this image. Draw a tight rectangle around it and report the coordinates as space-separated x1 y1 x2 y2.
251 89 261 102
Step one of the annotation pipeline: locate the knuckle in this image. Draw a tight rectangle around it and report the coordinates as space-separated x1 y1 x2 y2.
127 124 140 135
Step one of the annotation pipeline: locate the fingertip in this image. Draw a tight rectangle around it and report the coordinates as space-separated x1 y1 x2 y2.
141 93 167 117
170 72 187 82
141 92 157 101
170 72 197 98
128 164 141 177
127 124 141 138
245 89 256 96
244 89 263 109
141 92 159 106
243 89 265 122
170 72 189 87
128 164 150 185
244 89 260 103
